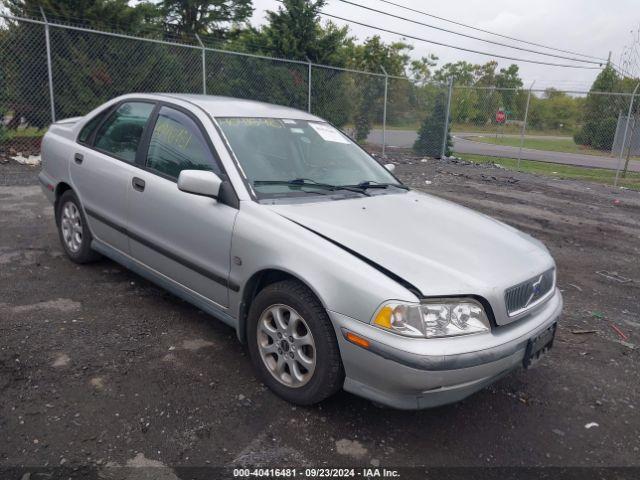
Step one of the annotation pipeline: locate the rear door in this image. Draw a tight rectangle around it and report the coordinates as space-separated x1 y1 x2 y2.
127 105 238 308
71 101 155 253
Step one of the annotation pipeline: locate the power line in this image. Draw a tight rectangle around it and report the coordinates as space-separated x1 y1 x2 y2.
373 0 608 63
335 0 602 65
321 12 604 69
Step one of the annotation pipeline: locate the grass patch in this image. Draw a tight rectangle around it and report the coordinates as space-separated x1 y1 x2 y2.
6 126 46 139
467 134 617 157
453 123 571 136
459 153 640 191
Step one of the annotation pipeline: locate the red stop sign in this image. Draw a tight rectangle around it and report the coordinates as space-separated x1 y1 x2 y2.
496 110 506 123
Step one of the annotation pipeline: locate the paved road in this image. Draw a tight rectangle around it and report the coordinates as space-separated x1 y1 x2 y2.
368 129 640 173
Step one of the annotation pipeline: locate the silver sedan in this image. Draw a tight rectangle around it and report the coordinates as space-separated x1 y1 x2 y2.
38 94 562 409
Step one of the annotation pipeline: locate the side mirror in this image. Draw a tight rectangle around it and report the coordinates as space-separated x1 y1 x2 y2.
384 163 396 172
178 170 222 199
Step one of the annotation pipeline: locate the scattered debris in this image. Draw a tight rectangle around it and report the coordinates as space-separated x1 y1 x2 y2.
335 439 368 459
181 338 215 351
596 270 632 284
584 422 599 429
552 428 565 437
609 323 629 341
568 283 583 292
52 353 70 368
617 340 636 350
571 329 597 335
424 180 432 185
90 377 105 391
11 154 41 166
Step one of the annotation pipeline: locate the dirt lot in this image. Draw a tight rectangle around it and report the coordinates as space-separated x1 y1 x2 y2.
1 155 639 479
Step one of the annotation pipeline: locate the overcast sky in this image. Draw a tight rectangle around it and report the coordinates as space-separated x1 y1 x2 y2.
249 0 639 91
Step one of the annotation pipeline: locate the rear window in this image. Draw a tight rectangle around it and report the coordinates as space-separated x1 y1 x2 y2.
93 102 154 163
77 109 109 145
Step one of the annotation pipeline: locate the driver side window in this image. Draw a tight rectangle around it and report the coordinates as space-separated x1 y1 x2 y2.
145 106 218 179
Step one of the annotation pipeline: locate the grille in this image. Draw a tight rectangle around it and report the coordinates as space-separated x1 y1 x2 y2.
505 268 555 316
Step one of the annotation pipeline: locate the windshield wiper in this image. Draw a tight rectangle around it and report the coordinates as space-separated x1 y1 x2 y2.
253 178 371 196
254 178 336 190
339 181 410 191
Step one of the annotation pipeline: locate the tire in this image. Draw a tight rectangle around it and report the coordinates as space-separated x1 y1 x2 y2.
247 279 344 405
55 190 101 264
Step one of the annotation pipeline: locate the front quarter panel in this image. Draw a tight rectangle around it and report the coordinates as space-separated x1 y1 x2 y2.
228 200 418 326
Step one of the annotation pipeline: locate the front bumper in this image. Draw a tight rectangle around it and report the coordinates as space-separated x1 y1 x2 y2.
330 288 563 409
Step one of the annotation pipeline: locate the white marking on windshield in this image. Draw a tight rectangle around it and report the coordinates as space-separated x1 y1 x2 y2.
308 123 350 144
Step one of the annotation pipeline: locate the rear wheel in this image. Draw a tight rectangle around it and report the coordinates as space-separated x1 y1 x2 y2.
247 280 344 405
56 190 101 264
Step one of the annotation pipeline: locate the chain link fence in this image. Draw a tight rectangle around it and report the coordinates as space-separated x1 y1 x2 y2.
1 12 639 185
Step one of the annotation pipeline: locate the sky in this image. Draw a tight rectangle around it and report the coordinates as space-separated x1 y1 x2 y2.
248 0 639 91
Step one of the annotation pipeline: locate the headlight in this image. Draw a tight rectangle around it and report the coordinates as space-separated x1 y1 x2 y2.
372 299 490 338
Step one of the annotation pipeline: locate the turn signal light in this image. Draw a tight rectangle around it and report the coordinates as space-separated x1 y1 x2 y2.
373 305 393 329
345 332 370 349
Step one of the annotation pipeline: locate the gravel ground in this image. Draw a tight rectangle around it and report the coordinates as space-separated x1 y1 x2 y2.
1 156 639 479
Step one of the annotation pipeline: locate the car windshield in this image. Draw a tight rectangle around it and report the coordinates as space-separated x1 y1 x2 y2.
216 117 402 198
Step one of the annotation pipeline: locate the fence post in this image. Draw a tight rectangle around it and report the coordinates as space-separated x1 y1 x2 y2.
441 77 453 159
614 82 640 187
381 66 389 158
306 57 312 113
40 7 56 122
195 34 206 95
517 81 535 168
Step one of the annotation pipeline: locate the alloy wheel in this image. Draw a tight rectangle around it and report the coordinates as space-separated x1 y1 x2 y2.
60 201 83 253
257 304 316 388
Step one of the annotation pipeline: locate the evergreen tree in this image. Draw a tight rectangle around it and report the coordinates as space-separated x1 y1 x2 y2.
258 0 349 64
413 92 452 158
159 0 253 39
574 65 621 150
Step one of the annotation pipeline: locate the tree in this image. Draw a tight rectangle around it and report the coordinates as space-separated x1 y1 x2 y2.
348 35 412 140
159 0 253 39
2 0 165 127
5 0 157 32
257 0 349 64
239 0 353 125
409 55 438 86
574 65 622 150
414 92 451 158
433 61 476 86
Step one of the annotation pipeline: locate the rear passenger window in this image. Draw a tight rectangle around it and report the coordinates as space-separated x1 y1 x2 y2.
78 109 109 145
146 106 218 179
94 102 154 163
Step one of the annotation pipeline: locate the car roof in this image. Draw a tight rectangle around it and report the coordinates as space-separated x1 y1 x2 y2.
131 93 324 122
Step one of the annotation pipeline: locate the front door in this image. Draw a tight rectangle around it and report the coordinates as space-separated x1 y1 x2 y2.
127 105 237 308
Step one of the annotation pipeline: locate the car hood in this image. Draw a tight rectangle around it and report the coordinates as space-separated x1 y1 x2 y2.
265 190 554 298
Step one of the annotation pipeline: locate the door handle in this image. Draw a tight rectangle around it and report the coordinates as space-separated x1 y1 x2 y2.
132 177 145 192
74 153 84 164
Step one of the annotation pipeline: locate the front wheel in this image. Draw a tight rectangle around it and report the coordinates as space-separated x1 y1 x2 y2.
247 280 344 405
